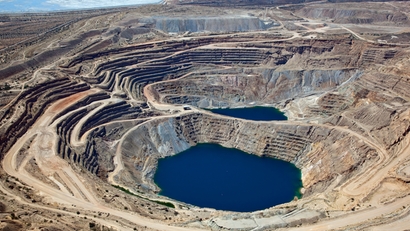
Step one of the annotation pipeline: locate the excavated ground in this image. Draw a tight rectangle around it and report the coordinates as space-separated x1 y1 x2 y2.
1 1 410 231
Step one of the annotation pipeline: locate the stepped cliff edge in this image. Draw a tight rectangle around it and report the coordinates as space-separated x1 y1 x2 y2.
1 0 410 230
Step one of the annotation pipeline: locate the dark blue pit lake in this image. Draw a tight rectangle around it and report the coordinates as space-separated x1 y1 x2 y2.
154 143 302 212
209 106 287 121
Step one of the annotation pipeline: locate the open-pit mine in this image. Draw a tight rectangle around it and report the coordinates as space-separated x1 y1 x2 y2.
1 0 410 230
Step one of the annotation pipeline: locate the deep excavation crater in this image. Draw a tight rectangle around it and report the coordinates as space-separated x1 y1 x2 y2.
73 27 409 228
1 2 410 230
154 143 303 212
118 111 377 201
136 106 297 211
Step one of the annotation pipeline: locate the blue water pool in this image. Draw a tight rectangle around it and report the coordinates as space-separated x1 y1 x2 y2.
209 106 287 121
154 143 302 212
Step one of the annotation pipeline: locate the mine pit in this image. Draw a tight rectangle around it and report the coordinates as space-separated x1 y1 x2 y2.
1 1 410 230
154 143 302 212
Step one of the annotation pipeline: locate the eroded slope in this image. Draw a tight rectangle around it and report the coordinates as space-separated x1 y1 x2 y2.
0 2 410 231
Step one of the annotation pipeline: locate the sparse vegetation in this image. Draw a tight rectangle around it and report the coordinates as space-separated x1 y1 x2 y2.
0 1 410 230
112 185 175 208
1 83 11 90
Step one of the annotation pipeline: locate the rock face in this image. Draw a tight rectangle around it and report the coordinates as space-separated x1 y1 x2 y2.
2 3 410 230
154 68 361 108
0 78 90 159
145 16 274 33
295 3 410 25
73 26 409 229
118 112 377 198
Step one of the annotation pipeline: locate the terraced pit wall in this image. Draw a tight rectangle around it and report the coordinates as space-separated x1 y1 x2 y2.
153 68 362 108
118 113 378 196
0 78 90 158
145 16 275 33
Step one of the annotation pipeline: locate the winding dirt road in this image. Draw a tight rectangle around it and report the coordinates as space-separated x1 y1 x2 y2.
2 21 410 231
1 90 205 231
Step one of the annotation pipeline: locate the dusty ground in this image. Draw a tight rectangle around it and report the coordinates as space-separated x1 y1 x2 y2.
1 1 410 231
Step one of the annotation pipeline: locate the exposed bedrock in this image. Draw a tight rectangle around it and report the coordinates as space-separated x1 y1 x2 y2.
55 105 99 173
0 78 90 158
296 6 409 24
64 35 405 110
50 92 110 124
65 34 279 69
85 120 149 178
77 101 161 138
84 47 275 100
53 98 159 175
142 16 276 33
118 112 377 201
87 36 403 103
326 103 410 150
153 68 362 108
0 29 106 80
